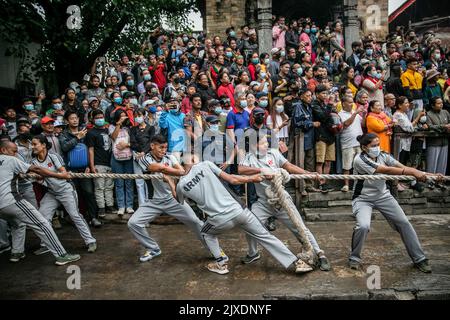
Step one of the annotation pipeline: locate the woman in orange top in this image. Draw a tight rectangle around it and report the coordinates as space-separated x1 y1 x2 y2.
366 100 394 153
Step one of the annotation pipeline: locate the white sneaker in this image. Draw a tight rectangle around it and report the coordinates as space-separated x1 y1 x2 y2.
117 208 125 216
207 261 229 275
295 259 314 273
126 207 135 214
341 185 349 192
139 249 161 262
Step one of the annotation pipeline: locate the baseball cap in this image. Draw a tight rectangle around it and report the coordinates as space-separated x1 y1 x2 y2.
252 107 266 115
88 96 99 103
40 116 55 125
205 115 220 123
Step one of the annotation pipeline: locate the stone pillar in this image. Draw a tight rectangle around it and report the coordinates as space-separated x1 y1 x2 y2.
343 0 359 57
256 0 272 55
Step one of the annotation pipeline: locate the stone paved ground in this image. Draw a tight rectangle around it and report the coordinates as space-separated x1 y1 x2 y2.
0 214 449 300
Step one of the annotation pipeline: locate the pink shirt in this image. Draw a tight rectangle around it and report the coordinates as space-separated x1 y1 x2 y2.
299 33 312 54
272 25 286 49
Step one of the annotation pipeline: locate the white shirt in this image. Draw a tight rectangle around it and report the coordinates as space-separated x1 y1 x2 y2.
339 110 363 149
267 114 289 139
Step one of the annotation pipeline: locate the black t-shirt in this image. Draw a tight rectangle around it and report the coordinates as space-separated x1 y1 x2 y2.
85 127 112 166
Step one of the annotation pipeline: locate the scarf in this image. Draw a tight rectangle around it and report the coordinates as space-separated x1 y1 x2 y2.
365 76 383 90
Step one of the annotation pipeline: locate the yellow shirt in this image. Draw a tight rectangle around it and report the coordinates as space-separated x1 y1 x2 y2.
336 102 357 113
347 81 358 97
400 69 423 91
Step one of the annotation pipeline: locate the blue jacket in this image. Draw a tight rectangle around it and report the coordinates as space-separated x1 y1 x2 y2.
292 101 315 151
158 111 186 152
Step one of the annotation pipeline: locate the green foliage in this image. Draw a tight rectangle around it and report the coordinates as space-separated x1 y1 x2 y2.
0 0 197 91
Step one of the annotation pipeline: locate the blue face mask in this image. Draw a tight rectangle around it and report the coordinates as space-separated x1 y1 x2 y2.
259 100 268 108
225 52 233 58
183 37 189 42
260 72 266 79
130 98 138 105
94 118 105 127
143 74 151 81
24 104 34 111
366 49 373 56
169 108 179 114
114 97 123 104
229 31 236 38
297 67 303 76
127 80 135 86
264 58 270 65
280 51 286 57
214 107 223 115
251 58 259 64
240 100 248 108
305 29 311 34
374 72 382 79
53 103 62 110
311 28 317 33
210 124 220 132
324 55 330 62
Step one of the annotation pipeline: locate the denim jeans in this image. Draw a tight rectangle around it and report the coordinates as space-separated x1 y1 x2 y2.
111 157 134 209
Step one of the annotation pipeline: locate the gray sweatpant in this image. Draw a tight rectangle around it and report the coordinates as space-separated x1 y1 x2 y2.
201 208 298 269
247 199 323 257
93 165 115 209
0 185 37 254
0 200 67 257
427 145 448 175
128 198 211 253
39 186 96 246
350 194 426 264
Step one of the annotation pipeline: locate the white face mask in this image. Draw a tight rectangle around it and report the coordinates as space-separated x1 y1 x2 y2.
209 124 220 132
135 116 144 124
419 116 427 124
275 105 284 113
366 146 380 158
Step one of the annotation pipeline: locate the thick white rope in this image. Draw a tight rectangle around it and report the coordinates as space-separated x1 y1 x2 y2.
265 169 316 266
25 172 450 181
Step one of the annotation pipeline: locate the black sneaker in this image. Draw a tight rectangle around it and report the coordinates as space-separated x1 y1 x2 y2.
415 259 432 273
412 182 425 192
266 217 277 231
240 253 261 264
106 206 116 214
98 208 106 218
319 184 334 193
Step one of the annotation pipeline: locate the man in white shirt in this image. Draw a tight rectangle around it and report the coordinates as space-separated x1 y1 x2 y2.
338 96 364 192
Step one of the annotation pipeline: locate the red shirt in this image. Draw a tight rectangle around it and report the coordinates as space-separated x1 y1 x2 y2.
149 63 166 93
181 96 192 114
217 83 235 110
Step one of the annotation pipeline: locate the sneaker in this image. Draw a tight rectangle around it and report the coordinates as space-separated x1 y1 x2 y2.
415 259 432 273
87 242 97 253
106 206 116 214
34 246 50 256
319 184 334 193
139 249 162 262
295 259 313 273
427 182 435 190
98 208 106 218
340 185 349 192
9 252 26 263
349 259 361 270
437 183 447 191
0 245 11 254
266 217 277 231
55 253 81 266
240 252 261 264
117 208 125 217
90 218 102 228
412 182 425 192
126 207 135 214
318 255 331 271
219 249 229 263
207 261 229 275
52 217 62 229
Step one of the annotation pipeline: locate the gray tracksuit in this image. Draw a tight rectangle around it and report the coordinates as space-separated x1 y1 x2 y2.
127 153 211 253
240 150 324 256
349 152 427 264
177 161 298 268
32 153 96 246
0 155 67 257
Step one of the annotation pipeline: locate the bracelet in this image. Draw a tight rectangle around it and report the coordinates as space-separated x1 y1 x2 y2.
401 168 406 175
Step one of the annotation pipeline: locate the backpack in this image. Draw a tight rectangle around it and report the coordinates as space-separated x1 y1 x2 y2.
67 143 88 169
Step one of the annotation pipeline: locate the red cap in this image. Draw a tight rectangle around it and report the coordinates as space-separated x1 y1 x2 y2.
40 116 55 124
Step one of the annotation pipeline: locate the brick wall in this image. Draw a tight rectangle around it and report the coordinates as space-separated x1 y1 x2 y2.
205 0 248 37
